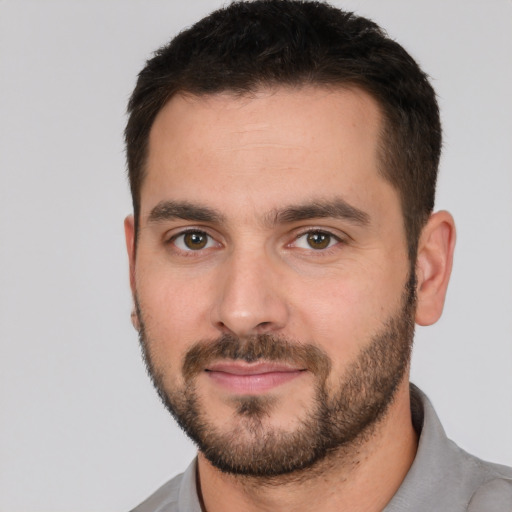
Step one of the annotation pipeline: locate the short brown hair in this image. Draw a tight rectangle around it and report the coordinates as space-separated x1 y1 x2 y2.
125 0 441 259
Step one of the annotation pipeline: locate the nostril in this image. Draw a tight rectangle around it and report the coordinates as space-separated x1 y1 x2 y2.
256 321 272 332
216 321 230 331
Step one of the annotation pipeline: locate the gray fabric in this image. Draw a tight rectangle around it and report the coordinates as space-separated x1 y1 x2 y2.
383 384 512 511
130 385 512 511
131 460 201 512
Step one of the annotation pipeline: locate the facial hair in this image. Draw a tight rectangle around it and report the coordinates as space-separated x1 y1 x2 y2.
135 271 416 478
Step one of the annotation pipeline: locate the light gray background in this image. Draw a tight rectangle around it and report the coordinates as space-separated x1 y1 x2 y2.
1 1 511 511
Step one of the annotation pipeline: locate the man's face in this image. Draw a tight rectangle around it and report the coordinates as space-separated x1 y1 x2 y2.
127 87 415 476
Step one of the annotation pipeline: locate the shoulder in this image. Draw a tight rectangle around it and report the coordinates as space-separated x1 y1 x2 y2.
129 459 200 512
416 384 512 508
386 385 512 511
466 457 512 511
129 472 183 512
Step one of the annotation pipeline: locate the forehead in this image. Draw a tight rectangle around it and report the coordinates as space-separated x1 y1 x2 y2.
148 85 382 156
142 86 393 221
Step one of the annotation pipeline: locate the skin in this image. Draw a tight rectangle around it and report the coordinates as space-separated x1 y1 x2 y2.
125 86 455 511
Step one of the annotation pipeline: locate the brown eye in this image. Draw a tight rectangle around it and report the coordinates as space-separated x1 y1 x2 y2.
172 231 215 251
306 232 331 250
183 232 208 250
292 230 340 251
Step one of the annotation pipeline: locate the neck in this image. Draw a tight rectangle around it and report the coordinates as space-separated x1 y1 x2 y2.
196 381 418 512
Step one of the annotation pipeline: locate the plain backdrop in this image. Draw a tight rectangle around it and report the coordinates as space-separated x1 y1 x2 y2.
0 1 511 511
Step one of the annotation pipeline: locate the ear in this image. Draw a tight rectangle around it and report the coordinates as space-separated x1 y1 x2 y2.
124 215 140 331
415 210 456 326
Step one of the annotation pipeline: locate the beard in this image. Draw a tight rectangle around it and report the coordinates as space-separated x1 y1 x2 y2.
135 271 416 478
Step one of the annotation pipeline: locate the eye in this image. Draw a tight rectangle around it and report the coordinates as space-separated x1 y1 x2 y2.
293 230 340 250
171 230 217 251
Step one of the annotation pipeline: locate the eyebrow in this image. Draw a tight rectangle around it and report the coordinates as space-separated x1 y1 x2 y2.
147 201 225 224
269 198 370 226
146 197 370 227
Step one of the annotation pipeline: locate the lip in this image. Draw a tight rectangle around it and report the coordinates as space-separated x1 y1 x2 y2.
205 362 306 394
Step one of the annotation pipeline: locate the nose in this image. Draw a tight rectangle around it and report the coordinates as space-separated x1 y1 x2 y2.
211 249 289 337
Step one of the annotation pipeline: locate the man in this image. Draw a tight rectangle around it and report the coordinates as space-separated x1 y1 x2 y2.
124 1 512 510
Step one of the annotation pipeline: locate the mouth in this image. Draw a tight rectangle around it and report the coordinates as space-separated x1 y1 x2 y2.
204 361 306 394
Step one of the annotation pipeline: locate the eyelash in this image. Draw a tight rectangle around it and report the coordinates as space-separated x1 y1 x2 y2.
166 227 346 256
290 229 345 252
167 229 219 254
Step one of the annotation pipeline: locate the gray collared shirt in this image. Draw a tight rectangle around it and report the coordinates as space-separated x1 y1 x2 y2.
131 385 512 511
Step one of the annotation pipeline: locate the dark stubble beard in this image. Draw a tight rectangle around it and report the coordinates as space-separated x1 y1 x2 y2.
135 271 417 478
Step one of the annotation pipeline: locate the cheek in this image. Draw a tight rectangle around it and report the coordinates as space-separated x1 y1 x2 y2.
293 281 370 360
135 264 216 371
289 263 406 360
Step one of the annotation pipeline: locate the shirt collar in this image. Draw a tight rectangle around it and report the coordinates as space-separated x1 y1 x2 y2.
384 383 478 511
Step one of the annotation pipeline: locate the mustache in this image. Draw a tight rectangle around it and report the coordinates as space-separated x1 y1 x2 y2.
182 334 331 382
